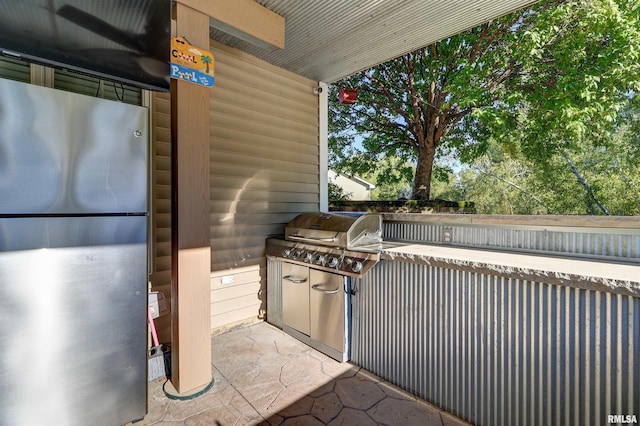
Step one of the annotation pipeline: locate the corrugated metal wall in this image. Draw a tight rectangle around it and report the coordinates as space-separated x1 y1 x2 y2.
266 258 283 329
352 260 640 426
384 221 640 262
209 40 320 274
219 0 538 83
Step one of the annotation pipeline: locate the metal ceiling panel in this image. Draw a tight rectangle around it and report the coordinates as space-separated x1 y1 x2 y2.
209 0 538 83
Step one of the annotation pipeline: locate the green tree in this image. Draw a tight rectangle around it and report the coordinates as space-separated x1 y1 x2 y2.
457 95 640 215
328 180 351 201
329 0 640 202
458 142 557 215
361 156 414 200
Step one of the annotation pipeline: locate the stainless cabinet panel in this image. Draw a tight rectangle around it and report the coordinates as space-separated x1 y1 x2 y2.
310 270 345 353
282 262 310 335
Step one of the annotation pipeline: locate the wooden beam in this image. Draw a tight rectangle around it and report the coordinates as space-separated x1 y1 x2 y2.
178 0 285 49
170 2 212 394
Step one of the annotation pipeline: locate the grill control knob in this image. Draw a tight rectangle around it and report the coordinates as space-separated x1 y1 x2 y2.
351 260 363 273
315 254 325 265
327 256 339 268
303 253 313 263
292 250 303 259
282 249 292 258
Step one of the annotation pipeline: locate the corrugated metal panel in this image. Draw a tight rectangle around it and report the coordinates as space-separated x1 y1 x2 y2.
0 57 30 83
383 221 640 262
209 39 319 273
352 260 640 426
211 0 537 82
266 258 283 328
149 91 172 344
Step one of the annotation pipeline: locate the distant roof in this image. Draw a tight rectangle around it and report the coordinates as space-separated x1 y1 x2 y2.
210 0 538 83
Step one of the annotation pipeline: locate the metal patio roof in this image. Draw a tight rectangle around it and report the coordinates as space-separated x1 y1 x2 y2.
209 0 539 83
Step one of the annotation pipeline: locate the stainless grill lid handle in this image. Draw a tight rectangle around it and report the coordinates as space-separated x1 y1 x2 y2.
289 233 337 242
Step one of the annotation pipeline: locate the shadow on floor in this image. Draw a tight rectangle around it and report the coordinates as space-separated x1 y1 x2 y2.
136 322 470 425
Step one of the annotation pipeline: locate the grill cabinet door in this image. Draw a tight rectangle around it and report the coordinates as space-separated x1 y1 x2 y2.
309 270 345 353
282 262 310 335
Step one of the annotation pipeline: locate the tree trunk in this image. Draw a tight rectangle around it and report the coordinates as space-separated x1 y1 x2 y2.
412 145 436 200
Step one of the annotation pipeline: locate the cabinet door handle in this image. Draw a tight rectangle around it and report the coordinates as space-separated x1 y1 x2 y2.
283 275 307 284
311 283 339 294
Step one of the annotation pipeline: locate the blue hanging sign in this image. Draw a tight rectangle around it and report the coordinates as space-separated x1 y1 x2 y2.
170 36 215 87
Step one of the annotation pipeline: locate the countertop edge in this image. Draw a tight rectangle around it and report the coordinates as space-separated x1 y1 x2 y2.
380 243 640 299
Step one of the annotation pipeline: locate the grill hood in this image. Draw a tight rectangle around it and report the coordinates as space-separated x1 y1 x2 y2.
284 212 382 249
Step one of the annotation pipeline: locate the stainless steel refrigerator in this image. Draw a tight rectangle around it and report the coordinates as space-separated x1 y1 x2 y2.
0 78 149 425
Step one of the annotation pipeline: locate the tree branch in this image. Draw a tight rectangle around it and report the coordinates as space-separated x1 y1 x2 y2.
355 109 418 148
441 106 475 139
378 60 411 96
559 150 610 215
471 165 554 213
468 22 493 63
362 74 413 122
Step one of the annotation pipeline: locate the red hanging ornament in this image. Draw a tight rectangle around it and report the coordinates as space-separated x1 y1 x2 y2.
338 88 358 105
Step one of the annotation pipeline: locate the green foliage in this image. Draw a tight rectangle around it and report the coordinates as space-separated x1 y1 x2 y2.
453 103 640 215
328 180 351 201
329 0 640 211
457 145 557 215
361 156 414 200
501 0 640 165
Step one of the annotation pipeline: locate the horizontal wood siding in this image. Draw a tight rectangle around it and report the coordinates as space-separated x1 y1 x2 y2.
54 69 143 105
0 57 30 83
211 265 263 332
209 40 319 273
150 92 172 344
209 40 319 329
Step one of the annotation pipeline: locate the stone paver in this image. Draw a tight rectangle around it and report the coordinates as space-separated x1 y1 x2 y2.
132 322 472 426
310 392 342 423
442 411 472 426
280 415 324 426
368 397 443 426
334 376 386 410
329 408 377 426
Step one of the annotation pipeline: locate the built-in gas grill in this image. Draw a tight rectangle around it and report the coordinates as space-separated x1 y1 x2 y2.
266 212 383 362
266 212 383 277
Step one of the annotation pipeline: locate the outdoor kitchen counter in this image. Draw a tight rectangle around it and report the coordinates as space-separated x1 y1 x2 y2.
379 242 640 298
350 232 640 425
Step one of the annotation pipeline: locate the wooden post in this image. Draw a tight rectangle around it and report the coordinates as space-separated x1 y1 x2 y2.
170 2 212 394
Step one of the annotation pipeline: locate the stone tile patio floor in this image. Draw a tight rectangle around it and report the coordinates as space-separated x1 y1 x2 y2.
134 322 470 426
